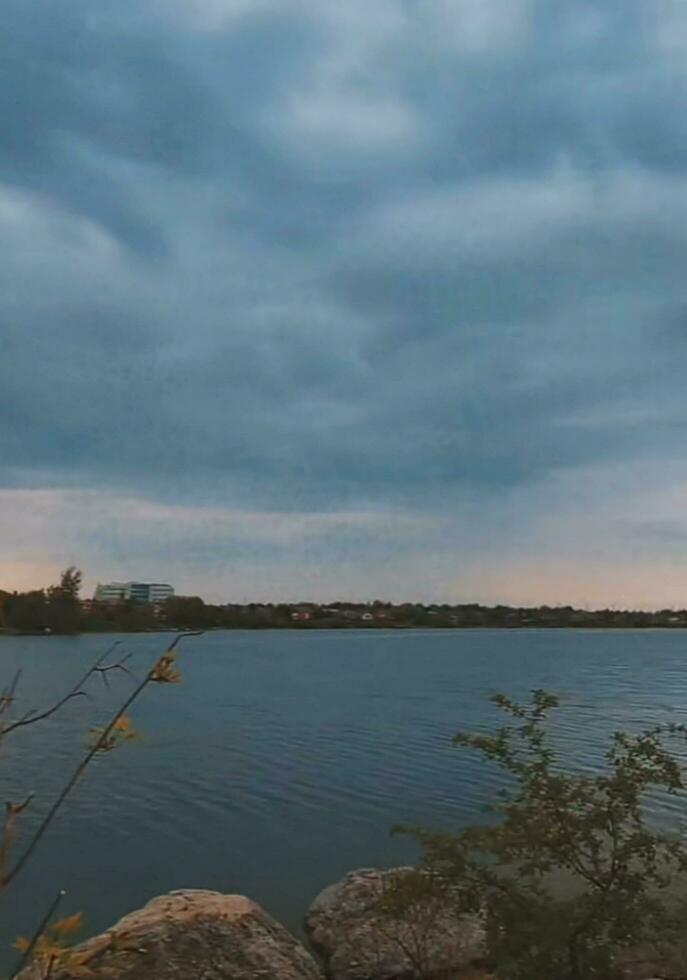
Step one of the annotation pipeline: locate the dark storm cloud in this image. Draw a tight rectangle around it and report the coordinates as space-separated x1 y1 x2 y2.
2 0 687 515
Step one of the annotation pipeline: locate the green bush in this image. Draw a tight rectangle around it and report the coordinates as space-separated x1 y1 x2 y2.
394 691 687 979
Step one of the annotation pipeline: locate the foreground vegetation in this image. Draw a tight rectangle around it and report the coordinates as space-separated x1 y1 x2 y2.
384 691 687 979
5 634 687 978
2 568 687 634
0 633 198 979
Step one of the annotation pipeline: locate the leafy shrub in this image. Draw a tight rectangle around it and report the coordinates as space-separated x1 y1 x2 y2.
393 691 687 979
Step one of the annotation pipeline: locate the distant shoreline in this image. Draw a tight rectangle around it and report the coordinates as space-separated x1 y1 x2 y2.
4 582 687 633
3 623 687 637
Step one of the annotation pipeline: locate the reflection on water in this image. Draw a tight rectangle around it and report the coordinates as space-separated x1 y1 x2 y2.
0 628 686 965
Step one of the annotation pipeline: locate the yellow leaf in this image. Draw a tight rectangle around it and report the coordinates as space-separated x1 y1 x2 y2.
52 912 84 937
151 652 181 684
13 936 30 953
35 936 64 958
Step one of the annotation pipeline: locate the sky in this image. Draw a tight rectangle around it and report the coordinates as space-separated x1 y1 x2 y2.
2 0 687 607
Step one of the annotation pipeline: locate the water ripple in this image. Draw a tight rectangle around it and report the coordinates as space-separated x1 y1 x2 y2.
3 628 687 965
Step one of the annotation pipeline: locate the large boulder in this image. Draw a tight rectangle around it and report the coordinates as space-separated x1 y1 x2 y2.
20 890 323 980
304 868 485 980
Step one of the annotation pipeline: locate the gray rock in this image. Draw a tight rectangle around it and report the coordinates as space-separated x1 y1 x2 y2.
305 868 485 980
19 890 323 980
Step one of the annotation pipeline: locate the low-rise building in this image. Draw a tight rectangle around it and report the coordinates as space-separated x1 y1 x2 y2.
94 581 175 605
94 582 129 604
148 583 175 604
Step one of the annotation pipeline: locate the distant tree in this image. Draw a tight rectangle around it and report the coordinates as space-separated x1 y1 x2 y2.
45 567 83 634
164 595 208 630
0 589 9 629
59 567 82 599
4 591 48 633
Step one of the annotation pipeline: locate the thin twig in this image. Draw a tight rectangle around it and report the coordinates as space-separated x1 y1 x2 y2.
168 630 204 649
10 888 65 979
0 670 23 720
2 633 200 889
1 643 123 738
94 653 134 690
0 794 35 883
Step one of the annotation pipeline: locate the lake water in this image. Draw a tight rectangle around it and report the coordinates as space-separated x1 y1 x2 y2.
1 628 687 966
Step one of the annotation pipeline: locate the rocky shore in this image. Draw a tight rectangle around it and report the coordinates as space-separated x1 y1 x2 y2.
17 869 668 980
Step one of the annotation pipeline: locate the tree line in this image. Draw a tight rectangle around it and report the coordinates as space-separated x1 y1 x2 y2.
2 569 687 634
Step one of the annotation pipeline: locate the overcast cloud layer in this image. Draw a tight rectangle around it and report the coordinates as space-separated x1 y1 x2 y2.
2 0 687 605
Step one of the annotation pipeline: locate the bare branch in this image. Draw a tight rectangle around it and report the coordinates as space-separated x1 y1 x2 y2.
94 653 134 690
168 630 204 649
1 633 199 889
0 795 35 885
0 642 123 738
0 670 23 720
10 889 65 980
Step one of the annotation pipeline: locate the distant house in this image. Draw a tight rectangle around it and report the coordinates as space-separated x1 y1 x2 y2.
361 612 374 622
290 609 312 622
